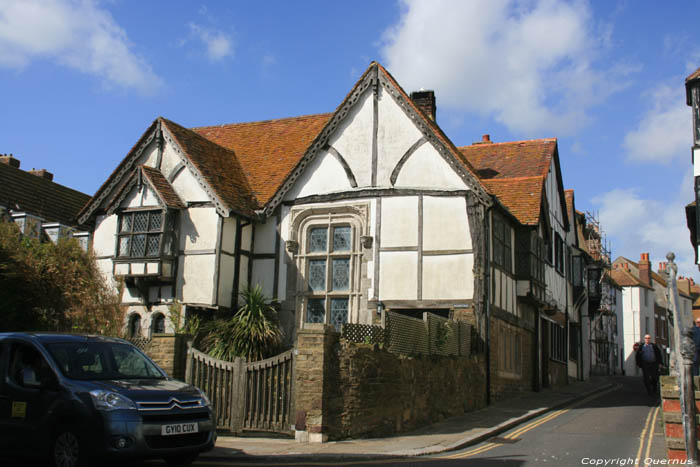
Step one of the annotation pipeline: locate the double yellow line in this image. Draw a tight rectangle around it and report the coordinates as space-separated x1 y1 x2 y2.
636 405 660 464
442 385 618 460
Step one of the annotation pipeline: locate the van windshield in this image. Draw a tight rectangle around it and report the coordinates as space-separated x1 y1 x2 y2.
46 341 166 380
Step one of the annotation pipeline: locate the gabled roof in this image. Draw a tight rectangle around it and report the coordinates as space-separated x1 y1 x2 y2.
686 66 700 105
161 118 258 217
0 161 90 227
80 61 493 224
139 166 185 209
192 113 331 207
609 268 651 289
459 138 569 229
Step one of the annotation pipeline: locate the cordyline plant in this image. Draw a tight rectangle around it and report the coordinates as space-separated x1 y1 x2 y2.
200 285 282 362
0 222 123 335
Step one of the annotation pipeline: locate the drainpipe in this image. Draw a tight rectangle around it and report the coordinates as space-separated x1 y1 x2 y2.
484 205 492 405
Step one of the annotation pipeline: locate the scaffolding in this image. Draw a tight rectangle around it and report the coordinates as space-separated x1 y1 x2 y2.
583 211 611 267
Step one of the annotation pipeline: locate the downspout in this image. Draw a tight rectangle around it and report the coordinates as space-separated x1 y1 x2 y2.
484 205 492 405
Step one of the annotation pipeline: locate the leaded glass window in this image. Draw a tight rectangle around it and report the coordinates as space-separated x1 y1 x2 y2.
493 213 512 272
117 210 164 258
303 223 355 331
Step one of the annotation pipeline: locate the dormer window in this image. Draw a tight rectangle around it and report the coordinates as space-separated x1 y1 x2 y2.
118 210 164 258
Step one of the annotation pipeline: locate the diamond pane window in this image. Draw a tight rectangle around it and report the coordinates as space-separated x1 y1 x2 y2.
120 215 132 233
308 259 326 292
309 227 327 253
119 237 130 257
134 213 148 232
146 234 160 256
117 210 167 259
307 299 325 324
132 234 146 257
330 298 348 331
149 212 162 231
333 226 351 252
332 258 350 291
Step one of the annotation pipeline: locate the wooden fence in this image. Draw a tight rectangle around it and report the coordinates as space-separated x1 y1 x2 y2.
185 346 294 434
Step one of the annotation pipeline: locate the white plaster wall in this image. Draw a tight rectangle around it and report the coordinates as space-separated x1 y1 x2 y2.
254 220 277 255
252 259 275 298
394 143 467 189
218 254 235 308
181 207 218 251
622 287 642 376
241 224 253 251
380 196 418 248
376 86 424 186
422 254 473 300
284 149 353 200
327 87 374 187
239 255 249 291
171 167 208 202
379 251 417 300
422 196 471 251
695 147 700 177
181 254 215 304
139 141 158 168
93 215 118 257
161 138 181 179
221 217 237 254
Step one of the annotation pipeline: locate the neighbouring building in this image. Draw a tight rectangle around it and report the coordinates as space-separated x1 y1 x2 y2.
0 154 91 248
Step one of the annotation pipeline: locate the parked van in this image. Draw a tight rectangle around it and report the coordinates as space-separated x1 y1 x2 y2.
0 333 216 466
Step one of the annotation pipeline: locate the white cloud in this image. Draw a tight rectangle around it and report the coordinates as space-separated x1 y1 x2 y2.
380 0 632 136
186 23 233 62
592 169 697 278
623 83 690 164
0 0 162 95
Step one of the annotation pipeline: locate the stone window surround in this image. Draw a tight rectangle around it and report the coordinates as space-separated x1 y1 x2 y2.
289 203 370 331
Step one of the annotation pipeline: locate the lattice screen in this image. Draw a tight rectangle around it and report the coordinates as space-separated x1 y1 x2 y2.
342 323 385 344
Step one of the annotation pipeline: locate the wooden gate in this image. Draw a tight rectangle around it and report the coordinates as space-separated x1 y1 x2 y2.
185 347 294 434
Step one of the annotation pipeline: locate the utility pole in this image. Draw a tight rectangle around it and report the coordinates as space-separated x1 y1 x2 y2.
668 252 698 464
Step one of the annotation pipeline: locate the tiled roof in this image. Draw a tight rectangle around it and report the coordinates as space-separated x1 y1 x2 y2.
192 113 331 207
481 176 544 225
139 166 185 209
565 189 574 217
610 268 649 288
0 161 90 227
161 118 258 217
458 139 556 180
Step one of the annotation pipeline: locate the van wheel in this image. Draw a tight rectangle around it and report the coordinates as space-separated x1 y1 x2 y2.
51 428 85 467
163 452 198 466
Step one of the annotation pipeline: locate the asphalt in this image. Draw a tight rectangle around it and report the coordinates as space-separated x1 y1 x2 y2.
204 376 617 461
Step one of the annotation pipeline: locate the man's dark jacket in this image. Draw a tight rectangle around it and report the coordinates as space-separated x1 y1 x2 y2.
635 342 662 367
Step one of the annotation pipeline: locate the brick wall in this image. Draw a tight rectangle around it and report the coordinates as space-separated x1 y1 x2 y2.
147 334 189 380
293 324 486 441
661 375 700 461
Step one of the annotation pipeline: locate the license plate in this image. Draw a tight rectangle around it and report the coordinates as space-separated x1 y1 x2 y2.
161 422 199 436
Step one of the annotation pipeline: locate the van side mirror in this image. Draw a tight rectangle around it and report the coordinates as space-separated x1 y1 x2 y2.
22 368 42 389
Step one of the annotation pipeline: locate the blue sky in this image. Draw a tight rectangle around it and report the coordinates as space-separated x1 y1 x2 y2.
1 0 698 277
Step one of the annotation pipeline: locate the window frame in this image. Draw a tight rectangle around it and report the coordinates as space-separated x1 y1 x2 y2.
116 208 166 259
492 213 512 273
550 322 567 363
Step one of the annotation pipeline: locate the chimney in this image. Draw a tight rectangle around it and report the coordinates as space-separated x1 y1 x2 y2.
29 168 54 181
410 90 436 121
0 154 20 168
639 253 651 287
658 262 667 272
482 134 492 143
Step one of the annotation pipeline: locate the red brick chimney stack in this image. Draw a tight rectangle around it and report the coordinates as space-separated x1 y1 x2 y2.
409 90 436 121
639 253 651 287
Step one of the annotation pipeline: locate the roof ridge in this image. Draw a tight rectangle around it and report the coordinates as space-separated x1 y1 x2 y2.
191 112 333 130
482 175 545 182
457 137 556 149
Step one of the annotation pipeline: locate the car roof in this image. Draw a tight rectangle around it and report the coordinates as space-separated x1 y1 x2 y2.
0 332 128 345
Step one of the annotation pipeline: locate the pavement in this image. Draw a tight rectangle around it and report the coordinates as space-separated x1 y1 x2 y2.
204 376 617 461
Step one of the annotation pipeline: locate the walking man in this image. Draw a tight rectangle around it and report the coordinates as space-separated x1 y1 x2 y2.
692 317 700 376
636 334 663 396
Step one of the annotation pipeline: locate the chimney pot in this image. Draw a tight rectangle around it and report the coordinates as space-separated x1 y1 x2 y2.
28 168 53 181
0 154 20 168
482 134 491 142
410 90 436 121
